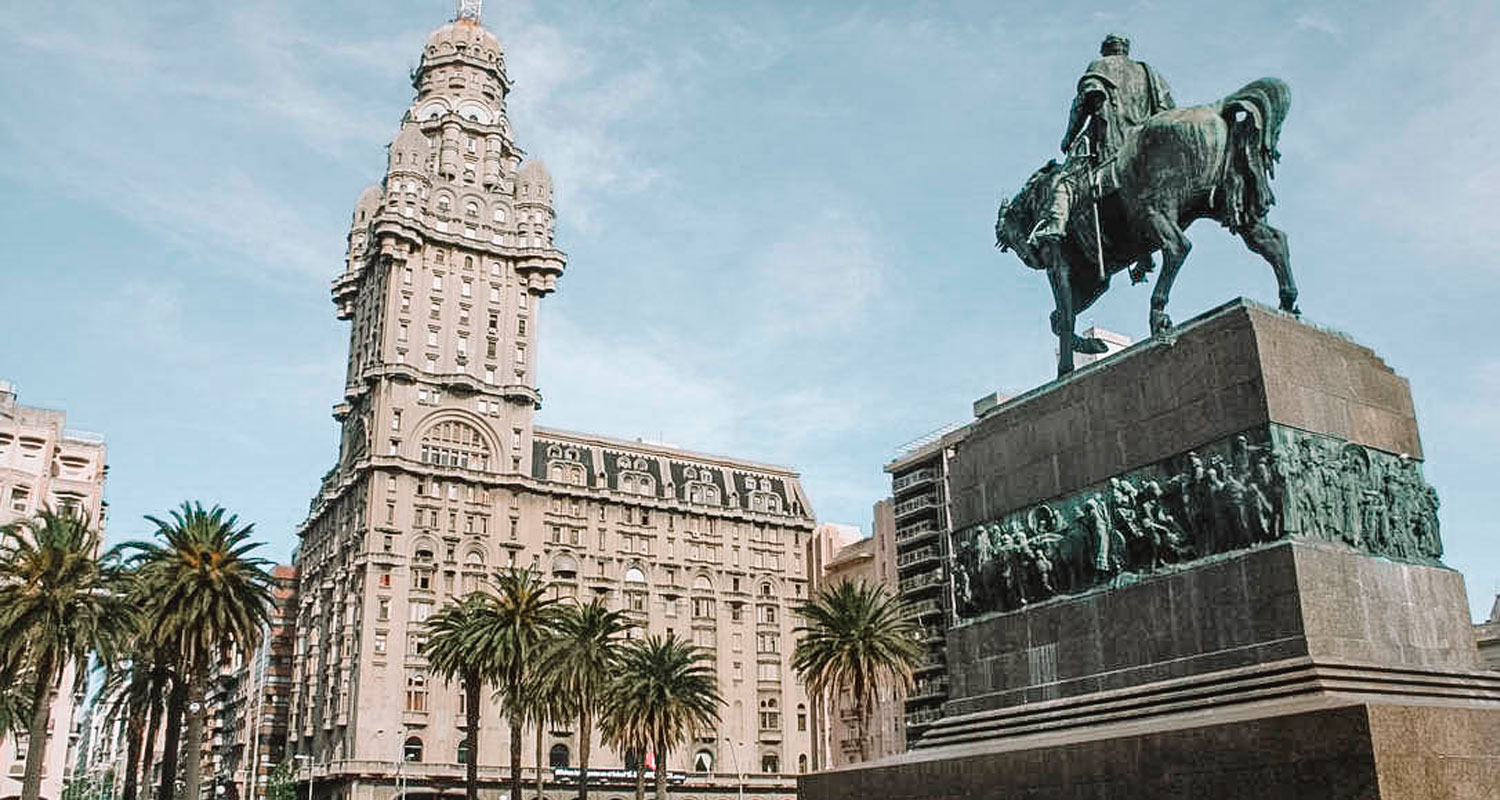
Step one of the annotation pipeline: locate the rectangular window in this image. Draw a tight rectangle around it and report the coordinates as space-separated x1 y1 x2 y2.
427 329 439 347
432 275 443 291
461 280 472 297
757 633 779 654
398 324 409 341
457 336 468 356
400 295 411 313
514 345 526 365
489 287 500 303
391 409 402 430
410 601 432 622
517 318 527 336
377 598 391 621
373 632 387 655
757 662 780 681
403 268 413 285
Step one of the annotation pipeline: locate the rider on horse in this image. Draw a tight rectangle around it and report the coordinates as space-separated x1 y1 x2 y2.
1034 34 1176 283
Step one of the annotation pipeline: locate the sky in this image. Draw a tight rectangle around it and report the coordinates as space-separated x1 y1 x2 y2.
1 1 1497 620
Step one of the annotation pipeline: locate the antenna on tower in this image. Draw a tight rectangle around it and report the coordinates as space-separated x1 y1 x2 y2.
456 0 482 22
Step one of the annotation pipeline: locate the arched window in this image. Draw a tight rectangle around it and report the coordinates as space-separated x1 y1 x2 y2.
693 750 713 772
798 754 807 773
404 737 424 763
549 744 570 768
457 740 471 765
761 754 779 773
465 550 484 566
693 575 712 593
624 567 646 584
420 420 491 471
465 201 479 218
552 554 578 578
436 195 452 213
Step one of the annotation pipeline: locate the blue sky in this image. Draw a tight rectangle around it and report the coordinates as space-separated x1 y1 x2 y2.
2 1 1497 619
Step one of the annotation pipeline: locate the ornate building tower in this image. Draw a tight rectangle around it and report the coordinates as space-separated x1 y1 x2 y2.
292 6 815 800
294 0 563 773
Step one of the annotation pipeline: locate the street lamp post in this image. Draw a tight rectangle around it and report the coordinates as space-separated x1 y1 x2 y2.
293 755 313 800
719 738 743 800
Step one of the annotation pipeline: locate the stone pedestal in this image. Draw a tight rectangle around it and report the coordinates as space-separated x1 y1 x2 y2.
800 300 1500 800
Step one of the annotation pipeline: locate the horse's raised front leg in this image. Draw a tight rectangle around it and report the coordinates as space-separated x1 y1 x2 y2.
1146 208 1191 335
1047 251 1076 377
1239 219 1298 314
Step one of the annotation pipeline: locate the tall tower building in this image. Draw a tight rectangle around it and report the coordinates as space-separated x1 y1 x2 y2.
291 7 815 800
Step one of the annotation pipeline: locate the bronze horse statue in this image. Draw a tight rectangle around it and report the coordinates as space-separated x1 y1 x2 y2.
996 78 1297 376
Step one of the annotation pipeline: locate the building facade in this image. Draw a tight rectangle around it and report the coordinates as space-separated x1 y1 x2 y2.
289 8 815 800
208 565 299 800
1476 595 1500 672
0 380 108 800
805 516 904 770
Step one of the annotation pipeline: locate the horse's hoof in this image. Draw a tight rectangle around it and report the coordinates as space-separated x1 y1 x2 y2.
1073 336 1109 355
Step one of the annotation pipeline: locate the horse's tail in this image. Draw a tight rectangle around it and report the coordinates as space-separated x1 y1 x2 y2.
1219 77 1292 231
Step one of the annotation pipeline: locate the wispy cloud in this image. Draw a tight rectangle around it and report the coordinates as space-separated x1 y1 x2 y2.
750 209 890 335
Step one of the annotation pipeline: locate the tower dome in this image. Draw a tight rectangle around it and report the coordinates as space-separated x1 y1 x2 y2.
387 124 432 175
517 159 553 206
419 18 503 73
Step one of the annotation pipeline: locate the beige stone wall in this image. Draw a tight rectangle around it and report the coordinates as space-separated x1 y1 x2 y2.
0 381 108 800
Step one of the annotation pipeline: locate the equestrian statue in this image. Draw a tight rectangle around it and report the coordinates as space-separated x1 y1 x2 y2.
995 34 1297 376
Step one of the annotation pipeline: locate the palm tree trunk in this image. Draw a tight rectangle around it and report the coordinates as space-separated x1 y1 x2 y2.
509 713 524 800
157 674 189 800
576 708 591 800
19 648 57 800
652 739 667 800
632 757 644 800
122 702 148 800
182 663 207 800
464 676 480 800
141 688 164 800
534 718 545 800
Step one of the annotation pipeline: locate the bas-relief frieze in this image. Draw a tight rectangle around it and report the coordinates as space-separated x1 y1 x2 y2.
952 425 1442 619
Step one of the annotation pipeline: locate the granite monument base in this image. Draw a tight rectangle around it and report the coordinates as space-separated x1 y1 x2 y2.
802 300 1500 798
799 696 1499 800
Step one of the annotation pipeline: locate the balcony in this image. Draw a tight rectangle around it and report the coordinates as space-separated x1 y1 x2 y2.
893 493 939 519
907 598 944 617
890 467 938 494
895 519 940 544
896 546 940 569
898 570 945 595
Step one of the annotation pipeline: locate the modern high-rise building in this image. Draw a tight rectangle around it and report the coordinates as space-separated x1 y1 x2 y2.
805 515 905 770
289 6 816 800
0 380 108 800
208 565 299 800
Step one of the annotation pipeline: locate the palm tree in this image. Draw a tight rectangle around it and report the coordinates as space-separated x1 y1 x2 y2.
0 509 134 800
523 659 575 800
127 502 274 800
601 634 722 800
476 567 560 800
538 599 628 800
99 644 173 800
424 594 499 800
792 579 922 764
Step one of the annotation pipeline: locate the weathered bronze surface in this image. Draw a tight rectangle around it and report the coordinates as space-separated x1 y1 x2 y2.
994 35 1295 376
952 424 1441 619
